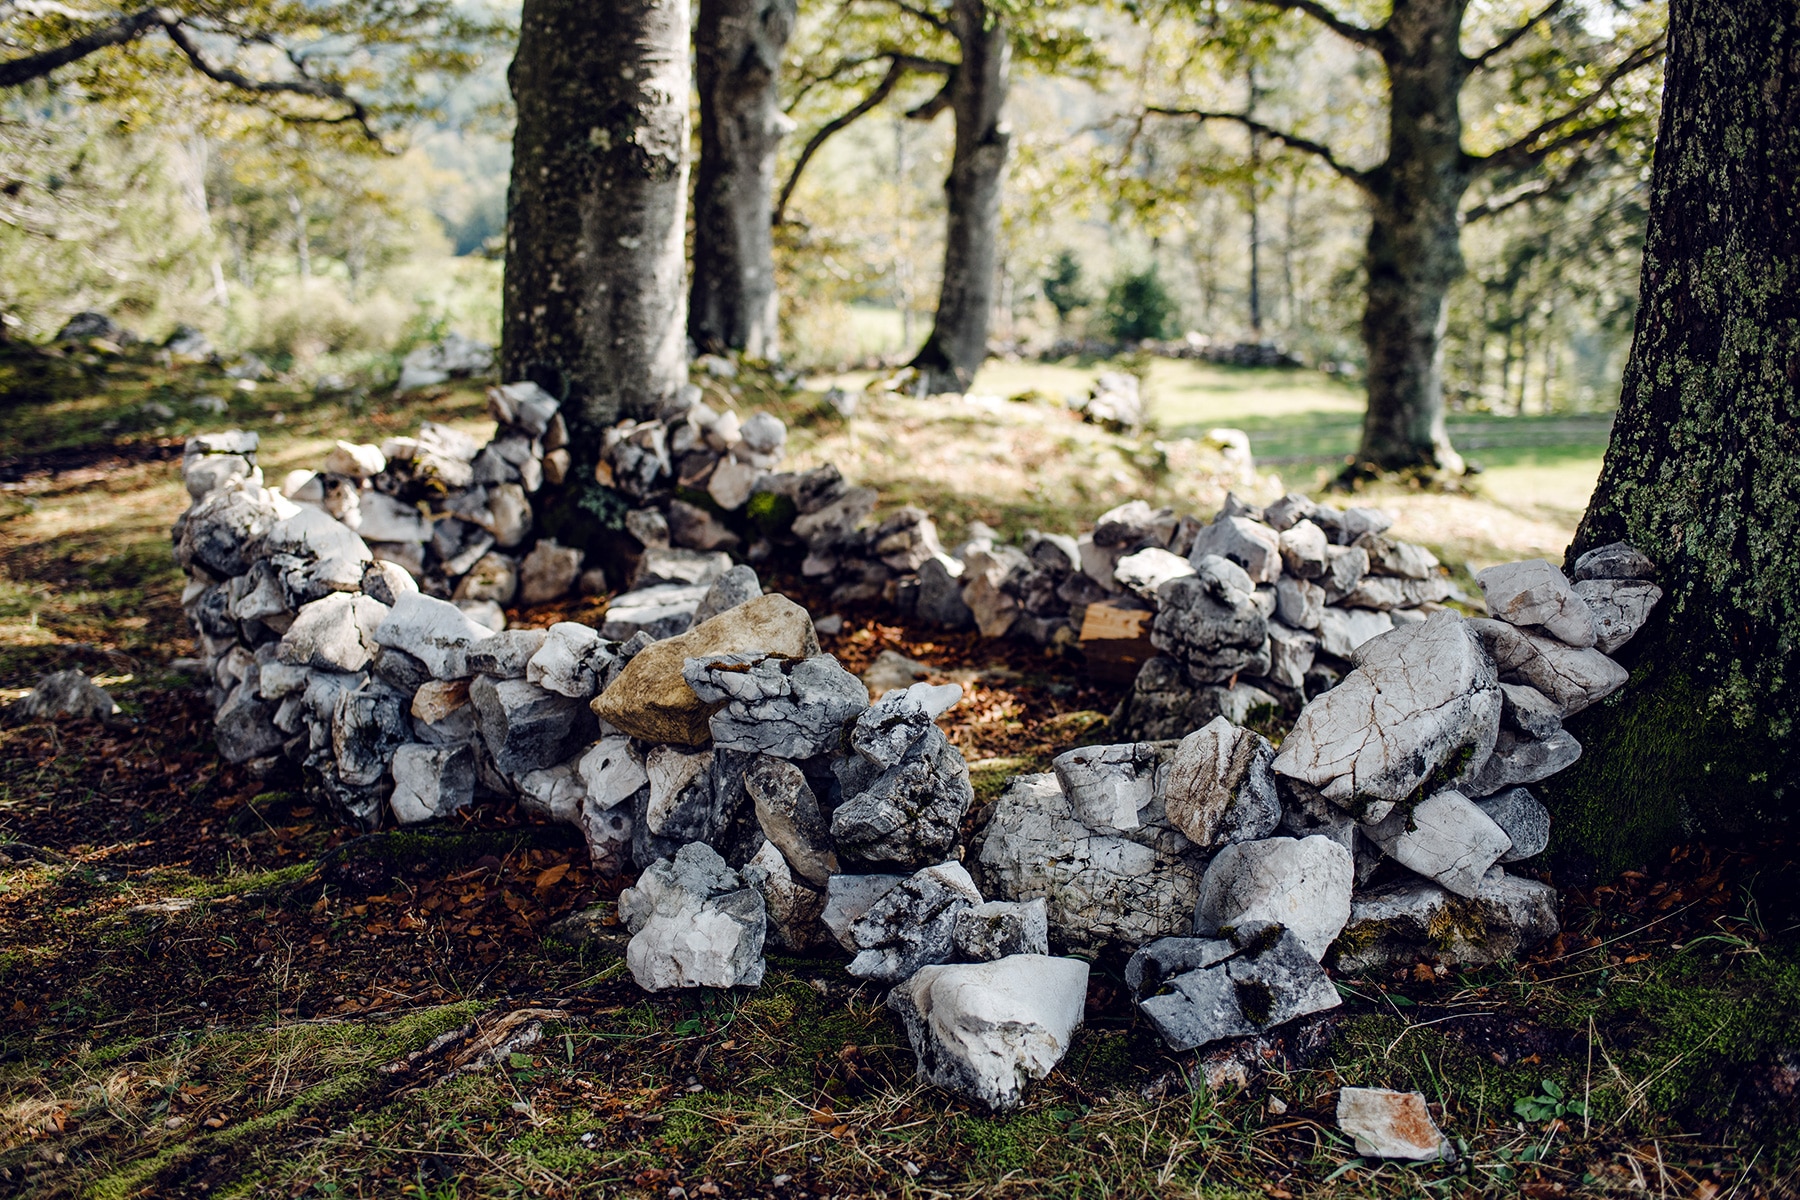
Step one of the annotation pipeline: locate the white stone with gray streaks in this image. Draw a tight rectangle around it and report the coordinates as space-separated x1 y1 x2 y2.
821 873 908 951
1461 727 1582 798
1112 547 1196 600
1275 577 1325 631
577 736 648 811
953 899 1050 961
1477 559 1598 648
1189 515 1283 584
1572 577 1662 654
1150 557 1271 683
600 583 709 642
1265 620 1319 690
1050 741 1175 832
1137 923 1340 1051
1162 718 1281 848
526 622 618 700
831 714 972 869
1468 618 1629 715
742 839 827 952
846 861 983 983
469 675 597 778
619 843 766 991
975 773 1210 949
1275 612 1501 821
1332 867 1558 972
692 564 763 623
1315 605 1394 659
888 954 1089 1112
373 591 496 680
684 652 868 759
389 743 475 823
1277 520 1330 579
1364 790 1513 899
1192 836 1353 960
280 592 390 673
1498 681 1564 740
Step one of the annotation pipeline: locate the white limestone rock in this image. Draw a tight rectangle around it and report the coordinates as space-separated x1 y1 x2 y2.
601 583 709 642
1572 577 1662 654
1192 836 1352 960
469 675 598 778
1315 605 1394 659
953 899 1050 961
579 736 649 811
619 843 766 991
1150 556 1272 683
526 621 617 700
1189 515 1283 584
1275 577 1325 631
975 773 1210 950
1162 717 1281 848
1273 611 1501 823
1050 741 1173 832
887 955 1089 1112
1337 1089 1452 1161
684 652 869 759
1477 558 1597 648
373 591 495 680
745 756 838 886
389 743 477 824
742 839 827 952
821 873 907 951
1468 618 1629 716
1364 790 1513 899
692 564 763 623
1277 520 1330 579
1357 533 1441 580
279 592 390 673
1112 547 1196 600
1265 620 1319 690
847 861 983 983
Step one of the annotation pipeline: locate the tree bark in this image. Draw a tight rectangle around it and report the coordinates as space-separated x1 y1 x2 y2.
1352 0 1468 474
502 0 690 439
1542 0 1800 877
689 0 795 360
910 0 1010 395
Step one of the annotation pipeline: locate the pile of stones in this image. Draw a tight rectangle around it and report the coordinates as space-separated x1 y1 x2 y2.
170 393 1660 1115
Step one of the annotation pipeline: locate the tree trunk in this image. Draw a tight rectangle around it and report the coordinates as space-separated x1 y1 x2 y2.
1542 0 1800 878
689 0 795 360
502 0 690 438
1352 0 1468 475
910 0 1010 395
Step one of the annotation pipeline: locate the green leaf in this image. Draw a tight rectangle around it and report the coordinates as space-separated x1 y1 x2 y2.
1542 1079 1564 1099
508 1052 532 1069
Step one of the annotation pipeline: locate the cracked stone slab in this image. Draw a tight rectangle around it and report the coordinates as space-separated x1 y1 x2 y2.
281 592 390 673
975 773 1211 950
1461 727 1581 798
846 861 983 983
526 622 618 699
888 954 1089 1112
684 652 869 759
1467 618 1629 716
1050 740 1178 832
1572 577 1662 654
1363 790 1513 899
619 843 766 991
1332 867 1558 973
1477 559 1598 648
1273 611 1501 822
953 899 1050 961
1192 836 1353 960
1162 718 1281 848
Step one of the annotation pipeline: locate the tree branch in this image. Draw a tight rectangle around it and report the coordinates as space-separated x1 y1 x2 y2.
0 7 164 89
1467 36 1663 175
1142 105 1372 188
1252 1 1389 52
1467 0 1566 68
1462 150 1597 222
162 21 382 143
904 72 953 120
878 0 950 34
774 54 952 224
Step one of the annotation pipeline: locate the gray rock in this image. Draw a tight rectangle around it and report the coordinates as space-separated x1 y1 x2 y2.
975 773 1209 949
1274 577 1325 630
684 653 869 759
1572 577 1662 654
1319 544 1370 598
1051 740 1176 832
183 452 254 499
1138 923 1340 1052
847 861 983 983
1475 787 1552 862
280 593 390 673
352 491 426 543
518 757 587 824
916 554 974 628
1499 681 1564 740
1189 516 1282 584
821 873 908 951
578 736 649 811
466 628 549 679
960 543 1029 638
1113 548 1196 600
1111 656 1281 745
742 840 827 952
1151 558 1271 683
831 720 973 869
331 679 412 787
1193 836 1353 960
1461 727 1581 797
1273 611 1501 823
848 681 961 767
1356 533 1440 580
634 545 731 588
360 560 418 607
469 675 597 779
1265 620 1319 690
453 551 518 606
519 539 583 605
1277 520 1330 579
1123 937 1235 1000
373 591 496 680
1468 618 1629 716
1162 718 1281 848
1363 790 1514 899
600 583 708 642
619 843 766 991
625 508 672 550
1315 605 1393 658
871 507 946 572
1092 499 1171 549
18 670 119 722
1477 559 1597 647
953 899 1050 961
888 955 1089 1112
692 564 762 623
1332 868 1558 973
526 622 618 700
1338 575 1455 610
215 682 285 763
390 743 476 823
745 757 838 885
1336 1088 1452 1161
1572 541 1655 582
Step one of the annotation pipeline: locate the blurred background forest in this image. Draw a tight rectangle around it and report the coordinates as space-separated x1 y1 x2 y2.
0 0 1659 418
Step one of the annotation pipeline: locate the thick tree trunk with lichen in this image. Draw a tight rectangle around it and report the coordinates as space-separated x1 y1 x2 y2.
1352 0 1468 475
1541 0 1800 877
689 0 795 360
910 0 1009 395
501 0 689 439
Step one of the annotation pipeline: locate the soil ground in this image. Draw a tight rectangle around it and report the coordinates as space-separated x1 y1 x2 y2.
2 344 1796 1198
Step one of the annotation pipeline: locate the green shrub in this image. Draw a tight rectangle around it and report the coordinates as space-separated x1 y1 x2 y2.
1101 267 1177 343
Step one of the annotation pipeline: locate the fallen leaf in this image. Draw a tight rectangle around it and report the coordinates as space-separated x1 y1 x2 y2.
534 862 571 890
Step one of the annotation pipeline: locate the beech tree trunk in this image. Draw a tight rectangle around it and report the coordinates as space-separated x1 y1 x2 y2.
502 0 689 439
910 0 1009 395
689 0 795 360
1353 0 1468 474
1542 0 1800 877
